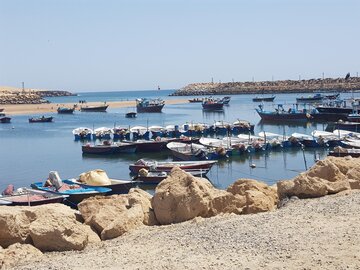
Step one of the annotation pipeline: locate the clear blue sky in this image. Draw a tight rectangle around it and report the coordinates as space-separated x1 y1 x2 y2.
1 0 359 91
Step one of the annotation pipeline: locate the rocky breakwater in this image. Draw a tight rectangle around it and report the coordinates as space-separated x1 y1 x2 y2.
171 77 360 96
0 87 74 104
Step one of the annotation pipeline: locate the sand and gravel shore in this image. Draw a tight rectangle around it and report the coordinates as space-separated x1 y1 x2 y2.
1 99 188 115
14 190 360 270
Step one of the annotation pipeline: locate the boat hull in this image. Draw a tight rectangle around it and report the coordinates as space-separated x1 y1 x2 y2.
136 104 164 113
80 105 108 112
0 117 11 123
252 96 275 102
202 103 224 110
82 144 137 154
256 109 309 122
29 117 53 123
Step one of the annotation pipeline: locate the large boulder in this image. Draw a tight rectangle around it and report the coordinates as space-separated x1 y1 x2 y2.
0 204 100 251
227 179 278 213
277 157 354 199
0 243 43 269
151 167 216 225
151 168 278 225
78 188 156 240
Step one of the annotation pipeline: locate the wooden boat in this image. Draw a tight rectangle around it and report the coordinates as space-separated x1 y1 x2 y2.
315 100 358 114
132 139 175 152
221 96 231 104
136 170 208 184
188 98 203 103
113 126 130 140
72 127 93 140
328 146 360 157
136 98 165 113
332 129 360 139
0 117 11 123
232 120 255 134
256 104 311 122
291 132 328 147
202 99 224 110
82 141 137 155
258 131 300 148
310 130 341 147
80 104 108 112
31 179 112 206
0 188 68 206
347 114 360 122
252 96 276 102
125 112 137 118
334 121 360 132
57 107 74 114
296 94 323 103
166 141 220 161
129 159 216 174
67 178 139 195
29 116 53 123
92 127 113 140
310 111 349 122
340 138 360 149
237 134 267 152
325 93 340 100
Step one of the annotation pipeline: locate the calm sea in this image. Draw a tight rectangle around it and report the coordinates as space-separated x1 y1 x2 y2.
0 90 356 192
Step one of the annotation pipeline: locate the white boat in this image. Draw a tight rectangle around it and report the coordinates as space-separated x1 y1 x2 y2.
333 129 360 139
130 126 148 135
199 137 224 148
341 140 360 149
167 142 209 161
291 132 314 140
72 127 93 140
148 125 165 133
311 130 337 139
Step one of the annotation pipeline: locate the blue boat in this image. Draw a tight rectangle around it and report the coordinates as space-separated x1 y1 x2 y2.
31 179 112 207
57 107 74 114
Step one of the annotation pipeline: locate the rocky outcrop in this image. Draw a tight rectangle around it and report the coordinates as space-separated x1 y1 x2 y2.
0 204 100 251
171 77 360 96
78 188 157 240
152 167 278 225
0 243 43 269
277 156 359 199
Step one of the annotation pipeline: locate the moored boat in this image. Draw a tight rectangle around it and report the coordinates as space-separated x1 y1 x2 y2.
328 146 360 157
188 98 204 103
125 112 137 118
80 104 108 112
167 142 210 161
202 99 224 110
73 127 93 140
136 98 165 113
129 159 216 174
57 107 74 114
334 121 360 132
0 187 68 206
256 104 311 122
0 117 11 123
296 93 323 103
252 96 276 102
221 96 231 104
29 116 53 123
92 127 113 140
82 141 137 155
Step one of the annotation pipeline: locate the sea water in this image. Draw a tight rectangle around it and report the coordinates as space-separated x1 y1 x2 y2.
0 90 356 191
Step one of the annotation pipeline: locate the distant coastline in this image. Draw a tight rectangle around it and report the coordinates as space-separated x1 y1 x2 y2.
171 77 360 96
0 86 75 104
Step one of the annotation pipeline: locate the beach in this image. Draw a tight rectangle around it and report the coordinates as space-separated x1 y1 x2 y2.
14 190 360 270
1 99 188 115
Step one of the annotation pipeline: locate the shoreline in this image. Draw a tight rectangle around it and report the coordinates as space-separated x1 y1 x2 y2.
0 99 188 116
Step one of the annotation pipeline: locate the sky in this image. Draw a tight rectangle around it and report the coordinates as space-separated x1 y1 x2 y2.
0 0 359 92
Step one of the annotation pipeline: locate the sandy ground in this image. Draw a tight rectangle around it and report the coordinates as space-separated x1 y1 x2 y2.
14 190 360 270
0 99 188 115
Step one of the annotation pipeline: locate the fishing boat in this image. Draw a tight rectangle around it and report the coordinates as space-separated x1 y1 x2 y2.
188 98 203 103
125 112 137 118
325 93 340 100
113 126 130 140
72 127 93 140
82 141 137 155
80 104 109 112
328 146 360 157
67 178 139 195
136 98 165 113
130 126 150 140
148 125 166 138
316 100 358 114
221 96 231 104
334 121 360 132
237 134 267 152
256 104 311 122
232 120 255 134
57 107 74 114
135 170 208 184
132 138 176 152
0 187 68 206
296 93 324 103
347 113 360 122
332 129 360 139
340 139 360 149
258 131 300 148
92 127 113 140
291 132 328 147
128 159 216 174
29 116 53 123
252 96 276 102
0 117 11 123
310 130 341 147
202 99 224 110
31 179 112 206
209 121 231 135
167 142 210 161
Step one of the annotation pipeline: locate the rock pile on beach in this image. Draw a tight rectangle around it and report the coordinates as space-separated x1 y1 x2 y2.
171 77 360 96
1 156 360 269
0 87 74 104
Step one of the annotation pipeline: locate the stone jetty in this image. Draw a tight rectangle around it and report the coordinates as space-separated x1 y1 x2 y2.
0 86 74 104
171 77 360 96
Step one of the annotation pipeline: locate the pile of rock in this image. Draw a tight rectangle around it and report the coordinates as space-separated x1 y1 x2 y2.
1 156 360 268
171 77 360 96
0 88 74 104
